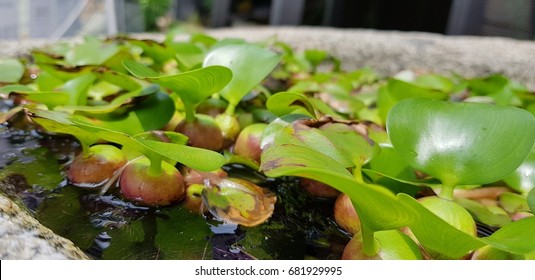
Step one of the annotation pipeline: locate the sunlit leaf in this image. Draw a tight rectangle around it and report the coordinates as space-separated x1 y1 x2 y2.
528 188 535 213
503 147 535 194
398 194 485 259
92 68 142 91
203 44 281 106
266 91 316 118
272 121 355 168
387 98 535 188
0 59 25 83
455 198 511 227
60 73 96 105
482 217 535 254
65 38 120 66
74 90 175 135
137 138 225 171
261 144 417 232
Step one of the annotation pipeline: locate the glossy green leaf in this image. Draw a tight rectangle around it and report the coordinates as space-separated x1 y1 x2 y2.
124 59 232 119
482 217 535 254
377 78 449 123
74 90 174 135
319 122 379 167
169 42 204 70
374 230 424 260
398 194 485 259
122 59 159 79
455 198 511 227
413 74 454 92
499 192 530 214
30 108 225 172
92 68 142 91
4 87 70 109
0 59 24 83
65 39 120 66
304 49 327 71
60 73 96 105
203 44 281 106
30 109 100 150
387 98 535 189
36 71 64 91
126 38 175 66
528 188 535 213
154 66 232 107
266 91 316 118
272 121 355 168
137 138 225 171
261 144 417 232
503 148 535 194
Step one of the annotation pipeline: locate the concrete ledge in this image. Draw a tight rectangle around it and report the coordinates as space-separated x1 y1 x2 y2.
2 26 535 89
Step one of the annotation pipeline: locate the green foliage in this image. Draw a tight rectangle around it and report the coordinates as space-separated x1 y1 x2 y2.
387 98 535 198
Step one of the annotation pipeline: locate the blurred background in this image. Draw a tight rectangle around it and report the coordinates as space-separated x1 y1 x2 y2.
0 0 534 41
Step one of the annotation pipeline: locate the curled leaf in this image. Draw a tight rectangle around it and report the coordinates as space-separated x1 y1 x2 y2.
202 178 276 227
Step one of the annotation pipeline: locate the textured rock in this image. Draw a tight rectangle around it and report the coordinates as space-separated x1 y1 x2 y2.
0 194 89 260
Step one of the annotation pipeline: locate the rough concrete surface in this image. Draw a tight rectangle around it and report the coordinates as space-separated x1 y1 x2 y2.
2 26 535 89
0 195 89 260
1 26 535 259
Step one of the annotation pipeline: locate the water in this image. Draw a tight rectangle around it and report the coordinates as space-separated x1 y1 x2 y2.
0 108 350 260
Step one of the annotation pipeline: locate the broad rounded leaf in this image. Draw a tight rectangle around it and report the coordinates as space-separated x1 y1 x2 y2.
387 98 535 187
398 194 485 259
203 44 281 106
503 148 535 194
0 59 25 83
482 217 535 255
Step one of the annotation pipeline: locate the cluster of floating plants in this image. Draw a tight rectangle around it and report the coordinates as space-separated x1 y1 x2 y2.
1 32 535 260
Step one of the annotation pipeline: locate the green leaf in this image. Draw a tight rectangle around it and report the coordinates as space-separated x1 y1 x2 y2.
65 39 120 66
36 71 64 91
0 59 25 83
203 44 281 106
455 198 511 227
137 138 225 171
374 230 424 260
74 90 175 135
319 122 379 167
60 73 96 105
272 121 355 168
92 68 142 91
503 147 535 194
155 66 232 107
499 192 530 214
482 217 535 255
387 98 535 190
261 144 417 232
29 109 100 150
124 59 232 120
398 194 485 259
266 91 316 118
528 188 535 213
30 108 225 172
169 42 205 70
122 59 159 79
126 38 175 66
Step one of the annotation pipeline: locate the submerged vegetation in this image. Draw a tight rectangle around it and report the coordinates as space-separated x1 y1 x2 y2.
1 31 535 260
